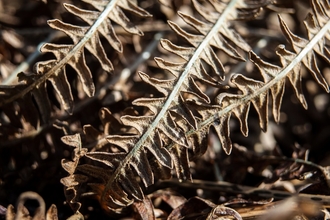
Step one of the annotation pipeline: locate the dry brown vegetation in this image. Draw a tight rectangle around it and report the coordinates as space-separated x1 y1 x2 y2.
1 0 330 219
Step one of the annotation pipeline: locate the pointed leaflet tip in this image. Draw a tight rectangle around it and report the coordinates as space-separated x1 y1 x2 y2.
214 115 232 155
231 74 268 132
61 133 81 149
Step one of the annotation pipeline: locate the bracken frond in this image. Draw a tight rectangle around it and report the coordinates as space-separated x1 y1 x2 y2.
0 0 151 116
60 0 272 214
187 0 330 157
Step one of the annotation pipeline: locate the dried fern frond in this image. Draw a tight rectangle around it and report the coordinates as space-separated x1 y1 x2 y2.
0 0 151 114
61 0 270 214
188 0 330 156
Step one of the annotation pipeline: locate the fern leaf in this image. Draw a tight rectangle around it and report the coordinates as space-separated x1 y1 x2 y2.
61 0 269 213
0 0 151 114
189 0 330 156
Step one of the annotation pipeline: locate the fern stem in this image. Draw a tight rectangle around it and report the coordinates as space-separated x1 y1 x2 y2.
101 0 240 202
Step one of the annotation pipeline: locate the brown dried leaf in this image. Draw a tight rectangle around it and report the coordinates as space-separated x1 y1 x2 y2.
131 197 155 220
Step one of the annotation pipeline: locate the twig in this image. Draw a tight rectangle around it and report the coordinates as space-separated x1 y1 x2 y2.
2 31 60 85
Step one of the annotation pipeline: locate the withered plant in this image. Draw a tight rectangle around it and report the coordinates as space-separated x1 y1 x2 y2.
1 0 330 219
